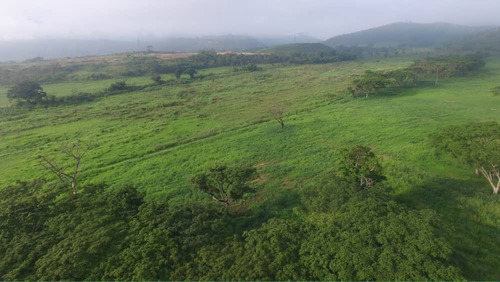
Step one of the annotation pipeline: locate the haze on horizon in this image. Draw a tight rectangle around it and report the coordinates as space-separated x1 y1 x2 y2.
1 0 499 42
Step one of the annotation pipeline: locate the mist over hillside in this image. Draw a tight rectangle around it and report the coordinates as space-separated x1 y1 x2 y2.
0 34 321 62
324 22 492 48
0 22 496 62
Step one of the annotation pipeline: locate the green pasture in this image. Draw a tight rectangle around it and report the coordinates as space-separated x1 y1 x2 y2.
0 55 499 278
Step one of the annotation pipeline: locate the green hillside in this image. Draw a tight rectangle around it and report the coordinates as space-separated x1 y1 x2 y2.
324 22 489 48
0 53 499 280
257 42 334 54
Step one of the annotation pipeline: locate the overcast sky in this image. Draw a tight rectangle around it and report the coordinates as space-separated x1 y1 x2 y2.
1 0 499 41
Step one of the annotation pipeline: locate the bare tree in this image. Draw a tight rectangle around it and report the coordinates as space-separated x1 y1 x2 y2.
39 142 93 195
267 105 285 129
476 164 499 194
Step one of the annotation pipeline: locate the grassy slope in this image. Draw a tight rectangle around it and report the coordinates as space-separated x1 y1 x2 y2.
0 56 499 278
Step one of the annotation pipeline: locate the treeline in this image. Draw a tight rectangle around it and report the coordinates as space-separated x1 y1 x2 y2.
348 53 486 98
5 80 148 107
122 50 357 77
0 62 83 85
0 145 465 280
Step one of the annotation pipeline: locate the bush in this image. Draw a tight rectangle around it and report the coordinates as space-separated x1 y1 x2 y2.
108 81 128 92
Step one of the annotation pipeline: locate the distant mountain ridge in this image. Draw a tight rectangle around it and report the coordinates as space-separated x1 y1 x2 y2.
0 22 496 62
0 34 321 62
324 22 491 48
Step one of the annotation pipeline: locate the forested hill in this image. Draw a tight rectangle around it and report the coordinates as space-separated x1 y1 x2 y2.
446 27 500 53
324 22 490 48
257 43 334 54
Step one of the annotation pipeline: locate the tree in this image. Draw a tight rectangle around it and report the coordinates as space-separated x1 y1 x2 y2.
267 105 286 129
300 194 463 280
186 67 197 79
174 66 184 79
151 75 165 85
430 122 500 194
191 165 257 206
39 142 93 195
108 80 128 92
491 86 500 96
348 71 387 98
7 80 47 105
386 69 414 88
337 145 385 189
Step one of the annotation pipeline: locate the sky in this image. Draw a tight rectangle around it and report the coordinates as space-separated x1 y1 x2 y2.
0 0 499 41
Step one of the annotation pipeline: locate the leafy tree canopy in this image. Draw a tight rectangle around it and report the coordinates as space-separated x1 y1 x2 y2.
7 80 47 105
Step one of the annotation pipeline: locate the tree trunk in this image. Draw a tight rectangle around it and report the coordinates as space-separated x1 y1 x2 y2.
477 166 500 194
434 68 439 87
280 120 285 129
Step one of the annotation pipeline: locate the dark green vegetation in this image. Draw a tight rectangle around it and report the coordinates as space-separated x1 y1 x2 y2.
430 122 500 194
0 49 357 86
324 22 489 48
348 54 486 97
257 43 334 54
0 48 499 280
448 28 500 53
6 80 47 105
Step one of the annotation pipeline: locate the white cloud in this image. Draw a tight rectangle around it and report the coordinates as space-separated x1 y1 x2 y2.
0 0 498 41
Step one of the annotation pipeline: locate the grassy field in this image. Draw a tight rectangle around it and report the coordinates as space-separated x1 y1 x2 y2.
0 55 499 278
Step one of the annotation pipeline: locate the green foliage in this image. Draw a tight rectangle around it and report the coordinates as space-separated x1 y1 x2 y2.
151 74 165 85
348 71 388 98
7 81 47 105
348 54 486 98
300 193 462 280
108 80 128 92
186 67 197 79
0 55 499 279
385 68 415 87
430 122 500 193
491 86 500 96
191 165 258 206
337 145 385 189
195 182 462 280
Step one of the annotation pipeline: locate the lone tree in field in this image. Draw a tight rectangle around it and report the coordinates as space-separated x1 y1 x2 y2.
39 142 93 195
267 105 286 129
430 122 500 194
151 75 165 85
7 80 47 105
174 66 184 79
191 164 257 206
186 67 197 79
338 145 385 189
348 70 387 98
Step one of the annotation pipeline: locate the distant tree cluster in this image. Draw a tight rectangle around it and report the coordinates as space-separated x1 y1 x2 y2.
119 49 357 79
7 80 145 107
0 62 82 85
348 54 486 98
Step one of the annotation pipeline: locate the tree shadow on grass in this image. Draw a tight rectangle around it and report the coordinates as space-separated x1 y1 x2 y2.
231 189 302 233
396 177 500 280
